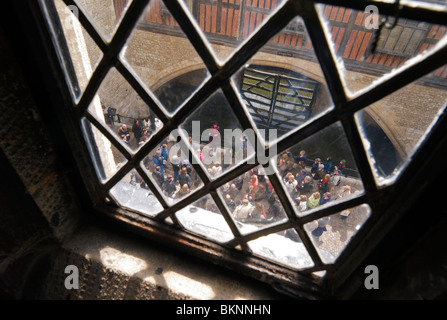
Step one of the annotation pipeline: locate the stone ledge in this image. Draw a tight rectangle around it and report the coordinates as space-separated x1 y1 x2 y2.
42 225 284 300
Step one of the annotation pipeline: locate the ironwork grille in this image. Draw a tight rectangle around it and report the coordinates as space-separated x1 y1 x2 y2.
240 66 318 134
37 0 447 298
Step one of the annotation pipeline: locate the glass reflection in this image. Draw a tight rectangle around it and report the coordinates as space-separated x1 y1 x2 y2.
355 64 447 186
109 169 164 217
49 0 103 101
81 118 127 183
176 195 234 243
248 229 315 270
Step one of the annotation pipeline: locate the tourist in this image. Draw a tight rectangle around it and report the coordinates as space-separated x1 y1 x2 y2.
295 150 308 165
227 183 239 201
233 199 254 220
209 161 222 177
296 167 308 185
330 168 342 192
132 119 143 145
152 166 164 187
249 174 259 192
311 217 331 243
297 195 308 212
242 185 256 202
285 174 298 195
310 158 321 174
152 150 165 178
178 166 191 189
118 124 130 143
224 194 237 212
160 144 169 162
209 121 221 152
254 183 267 202
175 184 190 200
171 155 181 183
307 192 321 209
312 164 326 180
162 174 177 198
299 176 314 196
250 202 266 219
322 156 333 174
318 174 331 196
320 192 332 205
267 195 282 221
337 160 347 175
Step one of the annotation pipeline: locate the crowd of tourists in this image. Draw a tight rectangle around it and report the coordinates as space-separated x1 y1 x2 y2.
120 119 358 242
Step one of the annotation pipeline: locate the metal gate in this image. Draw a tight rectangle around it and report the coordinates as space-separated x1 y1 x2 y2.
240 67 319 135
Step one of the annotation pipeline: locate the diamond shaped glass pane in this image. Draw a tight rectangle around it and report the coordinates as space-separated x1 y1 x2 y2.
109 169 164 217
247 229 314 270
80 118 127 183
141 135 204 205
175 195 235 243
181 0 286 64
75 0 132 42
316 3 447 97
274 122 364 216
218 165 289 235
232 16 334 144
304 204 371 264
120 0 210 115
48 0 103 102
355 64 447 186
180 89 256 180
87 67 163 153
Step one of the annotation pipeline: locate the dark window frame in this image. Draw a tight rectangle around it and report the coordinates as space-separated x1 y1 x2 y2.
11 0 447 298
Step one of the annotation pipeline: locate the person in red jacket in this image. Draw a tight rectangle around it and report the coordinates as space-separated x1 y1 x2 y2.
318 174 331 196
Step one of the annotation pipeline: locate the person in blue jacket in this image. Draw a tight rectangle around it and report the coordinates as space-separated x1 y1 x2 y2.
311 158 321 174
322 157 333 174
295 150 308 165
152 150 165 179
320 192 332 205
160 144 169 161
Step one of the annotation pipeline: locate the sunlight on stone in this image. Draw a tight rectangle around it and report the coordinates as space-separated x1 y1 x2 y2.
99 247 148 276
144 271 215 300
